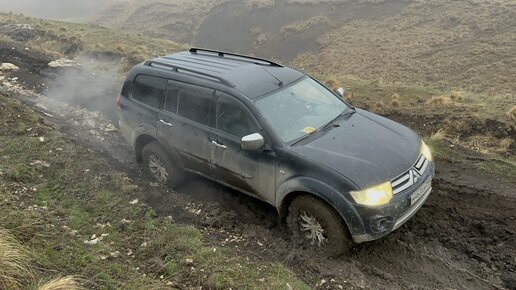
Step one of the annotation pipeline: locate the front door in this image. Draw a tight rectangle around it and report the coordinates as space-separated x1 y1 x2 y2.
210 92 276 204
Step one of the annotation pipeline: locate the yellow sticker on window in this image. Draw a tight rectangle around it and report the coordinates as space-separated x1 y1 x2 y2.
301 127 316 134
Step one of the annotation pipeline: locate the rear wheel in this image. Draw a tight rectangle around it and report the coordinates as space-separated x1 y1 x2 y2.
287 195 353 257
142 141 185 188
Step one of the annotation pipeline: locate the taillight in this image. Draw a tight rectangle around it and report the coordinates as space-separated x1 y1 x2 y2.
115 95 121 108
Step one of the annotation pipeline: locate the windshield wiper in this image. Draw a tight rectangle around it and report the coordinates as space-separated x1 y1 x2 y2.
320 107 354 131
291 107 355 146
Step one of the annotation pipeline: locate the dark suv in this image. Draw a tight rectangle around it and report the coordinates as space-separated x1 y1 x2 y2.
117 48 435 255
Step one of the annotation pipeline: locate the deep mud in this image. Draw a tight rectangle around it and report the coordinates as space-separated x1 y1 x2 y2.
1 46 515 289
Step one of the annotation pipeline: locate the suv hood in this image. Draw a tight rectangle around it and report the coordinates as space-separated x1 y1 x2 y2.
290 109 421 189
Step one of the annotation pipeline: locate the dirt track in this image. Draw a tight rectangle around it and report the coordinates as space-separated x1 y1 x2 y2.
1 46 515 289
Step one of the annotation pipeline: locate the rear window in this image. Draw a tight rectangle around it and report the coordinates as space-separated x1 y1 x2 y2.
131 75 166 108
178 85 213 126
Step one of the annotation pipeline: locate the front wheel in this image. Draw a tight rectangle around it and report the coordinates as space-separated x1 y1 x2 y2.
287 195 353 257
142 141 185 188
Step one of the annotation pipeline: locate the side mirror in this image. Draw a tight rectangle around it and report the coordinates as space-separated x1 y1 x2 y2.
241 133 265 151
336 87 345 97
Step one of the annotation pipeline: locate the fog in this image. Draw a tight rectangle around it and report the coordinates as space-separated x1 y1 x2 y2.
43 56 124 121
0 0 114 21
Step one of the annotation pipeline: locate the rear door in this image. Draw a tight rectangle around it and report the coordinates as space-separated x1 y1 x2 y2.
210 92 276 204
158 81 214 176
125 75 167 139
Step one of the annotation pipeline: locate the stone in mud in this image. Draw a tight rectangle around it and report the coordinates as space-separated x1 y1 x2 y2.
48 58 80 68
0 63 20 71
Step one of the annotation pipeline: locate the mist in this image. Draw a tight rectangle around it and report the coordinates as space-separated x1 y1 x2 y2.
0 0 114 21
43 56 124 121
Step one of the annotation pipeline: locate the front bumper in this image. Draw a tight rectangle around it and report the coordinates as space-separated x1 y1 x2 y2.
350 161 435 243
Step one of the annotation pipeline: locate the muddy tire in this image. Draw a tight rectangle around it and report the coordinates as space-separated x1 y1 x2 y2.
142 141 185 188
287 195 353 257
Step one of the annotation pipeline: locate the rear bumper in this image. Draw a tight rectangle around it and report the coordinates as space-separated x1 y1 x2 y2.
349 162 435 243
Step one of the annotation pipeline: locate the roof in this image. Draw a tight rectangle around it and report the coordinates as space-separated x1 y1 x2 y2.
147 48 305 99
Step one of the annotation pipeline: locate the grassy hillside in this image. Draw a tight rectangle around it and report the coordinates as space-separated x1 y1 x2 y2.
94 0 516 95
0 92 309 289
294 0 516 95
0 12 186 65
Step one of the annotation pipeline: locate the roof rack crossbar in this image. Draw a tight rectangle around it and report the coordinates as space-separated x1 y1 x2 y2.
145 60 235 87
189 47 283 67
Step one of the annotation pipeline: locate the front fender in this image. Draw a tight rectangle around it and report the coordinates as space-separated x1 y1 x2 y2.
276 176 365 237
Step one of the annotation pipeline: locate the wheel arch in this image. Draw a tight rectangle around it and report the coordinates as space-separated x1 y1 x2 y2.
277 177 363 237
134 134 157 163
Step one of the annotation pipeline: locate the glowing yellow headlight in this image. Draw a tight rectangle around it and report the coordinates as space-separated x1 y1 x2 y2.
350 181 393 207
420 141 433 161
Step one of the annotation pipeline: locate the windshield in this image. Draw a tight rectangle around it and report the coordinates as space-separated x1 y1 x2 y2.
255 77 349 142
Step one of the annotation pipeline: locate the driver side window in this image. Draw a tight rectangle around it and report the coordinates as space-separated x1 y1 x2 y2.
216 93 258 138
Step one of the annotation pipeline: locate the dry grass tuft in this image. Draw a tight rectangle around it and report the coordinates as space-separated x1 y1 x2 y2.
37 276 83 290
430 129 449 141
427 95 453 108
507 105 516 123
372 101 386 114
94 43 105 50
325 79 340 91
499 138 513 152
390 98 400 107
450 90 464 102
0 229 31 290
390 94 400 107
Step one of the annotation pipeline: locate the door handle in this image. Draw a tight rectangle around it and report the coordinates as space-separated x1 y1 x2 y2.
211 140 227 149
159 119 173 127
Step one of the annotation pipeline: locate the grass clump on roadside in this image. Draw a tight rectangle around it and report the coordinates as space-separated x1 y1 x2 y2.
0 92 308 289
0 228 31 289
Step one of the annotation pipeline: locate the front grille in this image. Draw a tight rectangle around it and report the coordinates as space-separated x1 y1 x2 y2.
392 155 429 195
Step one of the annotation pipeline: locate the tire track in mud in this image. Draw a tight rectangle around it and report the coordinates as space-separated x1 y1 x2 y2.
7 85 514 289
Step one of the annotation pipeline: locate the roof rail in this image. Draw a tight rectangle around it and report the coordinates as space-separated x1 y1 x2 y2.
189 47 283 67
145 60 235 87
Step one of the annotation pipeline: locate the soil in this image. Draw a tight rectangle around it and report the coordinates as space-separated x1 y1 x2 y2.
1 45 515 290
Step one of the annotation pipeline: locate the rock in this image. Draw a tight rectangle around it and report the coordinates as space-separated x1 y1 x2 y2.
48 58 80 68
103 123 117 132
129 199 139 205
185 258 194 265
31 160 50 168
84 238 100 245
0 63 20 71
110 251 120 258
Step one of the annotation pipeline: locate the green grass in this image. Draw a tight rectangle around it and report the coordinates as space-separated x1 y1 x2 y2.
474 159 516 179
0 93 308 289
425 138 516 179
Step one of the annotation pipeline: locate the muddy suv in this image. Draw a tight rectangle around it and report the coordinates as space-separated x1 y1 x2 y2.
116 48 435 255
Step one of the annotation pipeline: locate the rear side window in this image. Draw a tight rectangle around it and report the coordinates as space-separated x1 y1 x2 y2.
178 85 213 126
131 75 166 108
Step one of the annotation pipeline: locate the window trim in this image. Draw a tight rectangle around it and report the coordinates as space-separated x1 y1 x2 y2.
163 80 180 114
213 91 263 142
176 83 214 128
